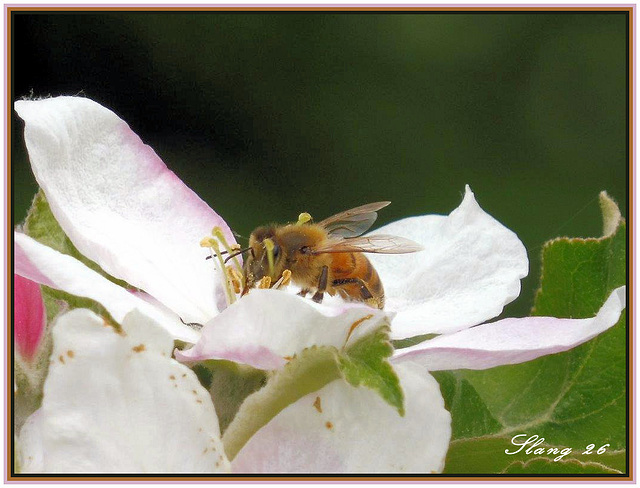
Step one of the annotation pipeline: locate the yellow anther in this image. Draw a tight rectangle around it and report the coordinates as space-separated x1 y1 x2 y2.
227 266 243 294
281 269 292 286
200 237 217 248
257 276 272 289
273 269 292 290
297 212 312 225
263 238 275 276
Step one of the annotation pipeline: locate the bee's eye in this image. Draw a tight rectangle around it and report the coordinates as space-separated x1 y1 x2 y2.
272 244 281 259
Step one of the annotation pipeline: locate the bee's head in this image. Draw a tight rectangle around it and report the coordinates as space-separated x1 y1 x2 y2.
243 226 285 289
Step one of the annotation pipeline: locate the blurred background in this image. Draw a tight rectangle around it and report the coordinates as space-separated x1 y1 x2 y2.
11 11 629 317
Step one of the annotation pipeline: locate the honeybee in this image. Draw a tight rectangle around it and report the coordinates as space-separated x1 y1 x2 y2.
239 202 423 309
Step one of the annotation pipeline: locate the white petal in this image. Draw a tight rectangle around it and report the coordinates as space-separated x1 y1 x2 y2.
393 286 626 371
231 362 451 473
15 232 198 343
175 289 389 370
18 309 230 473
15 96 234 323
368 185 529 339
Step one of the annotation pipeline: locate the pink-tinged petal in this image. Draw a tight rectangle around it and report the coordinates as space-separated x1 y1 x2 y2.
14 274 45 361
368 185 528 339
393 286 626 371
18 309 230 473
15 232 199 343
175 289 389 370
230 363 451 473
14 96 234 324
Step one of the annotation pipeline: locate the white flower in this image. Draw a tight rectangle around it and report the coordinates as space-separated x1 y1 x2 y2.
13 96 626 473
17 309 230 473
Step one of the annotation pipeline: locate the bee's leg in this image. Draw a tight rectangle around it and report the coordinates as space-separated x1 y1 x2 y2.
332 278 375 302
312 266 329 303
180 317 204 330
298 288 310 297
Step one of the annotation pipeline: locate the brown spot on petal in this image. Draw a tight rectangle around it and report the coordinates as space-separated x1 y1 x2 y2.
169 375 176 380
58 355 65 364
313 396 322 413
284 356 293 361
66 350 74 358
203 448 208 454
182 373 187 378
325 421 333 430
196 399 203 404
132 344 145 353
192 390 198 395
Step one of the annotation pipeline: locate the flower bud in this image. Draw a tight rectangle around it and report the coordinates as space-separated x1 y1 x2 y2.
14 274 45 362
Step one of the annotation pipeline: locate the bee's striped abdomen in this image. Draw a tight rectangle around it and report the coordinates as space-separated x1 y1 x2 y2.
328 253 385 309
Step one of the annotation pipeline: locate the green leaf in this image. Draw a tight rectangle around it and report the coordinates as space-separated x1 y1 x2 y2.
337 325 404 416
222 324 403 460
445 436 625 474
431 371 502 440
392 333 436 349
438 192 627 475
502 457 624 475
39 286 117 329
192 361 267 434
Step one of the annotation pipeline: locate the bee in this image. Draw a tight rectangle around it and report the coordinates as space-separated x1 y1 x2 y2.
239 202 423 309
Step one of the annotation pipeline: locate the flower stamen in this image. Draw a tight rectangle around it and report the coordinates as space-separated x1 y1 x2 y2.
257 276 272 289
272 269 292 290
263 238 276 276
201 237 237 306
227 265 243 295
212 227 243 277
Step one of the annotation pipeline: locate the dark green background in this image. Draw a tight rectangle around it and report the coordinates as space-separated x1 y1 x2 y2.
11 11 629 318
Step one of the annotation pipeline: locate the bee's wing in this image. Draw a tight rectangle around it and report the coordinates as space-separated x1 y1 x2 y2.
317 201 391 238
311 234 424 254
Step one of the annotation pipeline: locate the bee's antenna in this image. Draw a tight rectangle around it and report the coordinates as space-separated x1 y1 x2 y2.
224 247 252 264
205 249 228 261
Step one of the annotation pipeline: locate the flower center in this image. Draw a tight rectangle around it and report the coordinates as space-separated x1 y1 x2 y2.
201 210 314 307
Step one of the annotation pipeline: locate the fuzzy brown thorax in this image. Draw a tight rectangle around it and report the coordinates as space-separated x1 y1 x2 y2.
242 224 331 290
